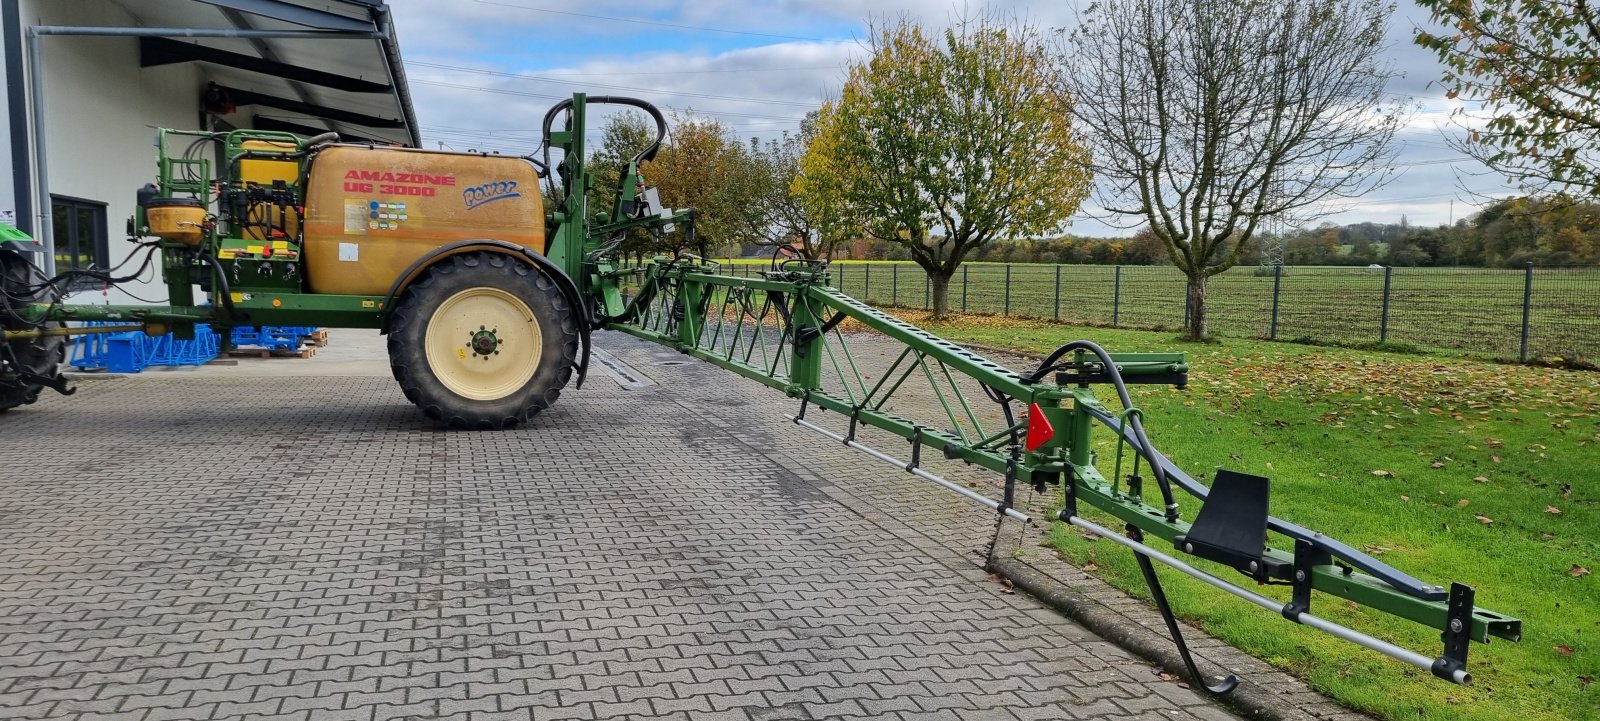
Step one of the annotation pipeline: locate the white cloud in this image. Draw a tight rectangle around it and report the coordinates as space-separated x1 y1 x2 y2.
385 0 1518 234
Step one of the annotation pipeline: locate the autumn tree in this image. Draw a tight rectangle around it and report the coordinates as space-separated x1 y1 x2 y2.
1417 1 1600 195
1061 0 1403 339
591 111 660 262
645 114 756 258
799 13 1091 316
740 112 850 260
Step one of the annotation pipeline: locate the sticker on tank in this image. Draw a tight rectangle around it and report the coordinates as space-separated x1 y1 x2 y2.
462 180 522 210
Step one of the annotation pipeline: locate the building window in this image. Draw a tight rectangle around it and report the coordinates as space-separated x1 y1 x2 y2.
50 196 109 285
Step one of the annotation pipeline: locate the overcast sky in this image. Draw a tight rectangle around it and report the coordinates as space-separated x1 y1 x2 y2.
386 0 1514 237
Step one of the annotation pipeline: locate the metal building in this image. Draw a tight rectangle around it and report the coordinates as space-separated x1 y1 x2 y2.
1 0 418 303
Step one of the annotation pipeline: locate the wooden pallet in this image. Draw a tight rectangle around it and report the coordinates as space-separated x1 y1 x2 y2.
300 329 330 347
224 347 317 359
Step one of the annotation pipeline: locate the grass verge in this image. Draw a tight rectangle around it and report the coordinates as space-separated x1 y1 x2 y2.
889 310 1597 721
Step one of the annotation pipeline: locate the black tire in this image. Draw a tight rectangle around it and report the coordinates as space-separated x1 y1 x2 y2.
0 251 66 413
387 251 578 429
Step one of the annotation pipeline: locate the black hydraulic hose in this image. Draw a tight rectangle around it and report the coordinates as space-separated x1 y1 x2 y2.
540 96 667 202
197 252 242 321
1027 339 1180 521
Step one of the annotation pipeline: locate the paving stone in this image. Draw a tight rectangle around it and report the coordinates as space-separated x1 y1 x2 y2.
0 331 1245 721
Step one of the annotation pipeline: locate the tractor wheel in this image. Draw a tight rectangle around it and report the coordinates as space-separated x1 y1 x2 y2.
0 251 66 413
387 251 578 429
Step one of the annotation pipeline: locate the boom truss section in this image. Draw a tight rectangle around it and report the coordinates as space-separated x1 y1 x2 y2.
595 255 1521 691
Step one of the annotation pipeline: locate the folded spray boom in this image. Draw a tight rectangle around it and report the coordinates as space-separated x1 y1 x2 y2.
591 254 1521 694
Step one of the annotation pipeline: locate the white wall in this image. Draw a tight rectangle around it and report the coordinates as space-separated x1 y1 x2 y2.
18 0 203 305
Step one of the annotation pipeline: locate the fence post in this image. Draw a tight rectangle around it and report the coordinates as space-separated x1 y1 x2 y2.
1270 264 1282 340
1112 266 1122 327
1053 265 1061 321
1183 277 1191 329
1004 264 1012 316
1520 262 1534 362
891 264 898 306
865 264 873 302
1379 265 1393 344
838 265 844 293
962 265 969 312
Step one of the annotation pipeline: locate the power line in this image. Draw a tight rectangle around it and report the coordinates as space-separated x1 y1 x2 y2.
471 0 828 42
409 61 821 107
439 64 849 77
409 78 810 122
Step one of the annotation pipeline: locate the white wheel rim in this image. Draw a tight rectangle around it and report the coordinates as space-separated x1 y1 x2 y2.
423 287 542 401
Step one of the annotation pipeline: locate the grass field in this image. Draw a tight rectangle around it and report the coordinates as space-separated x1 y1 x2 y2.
711 259 1600 364
886 310 1597 721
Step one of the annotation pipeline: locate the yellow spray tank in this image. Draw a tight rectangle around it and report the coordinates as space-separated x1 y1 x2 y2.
300 146 544 296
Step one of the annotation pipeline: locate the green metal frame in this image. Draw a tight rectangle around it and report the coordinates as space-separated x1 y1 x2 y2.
594 257 1519 648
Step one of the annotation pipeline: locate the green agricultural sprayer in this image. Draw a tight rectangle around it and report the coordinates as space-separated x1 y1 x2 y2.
0 93 1521 693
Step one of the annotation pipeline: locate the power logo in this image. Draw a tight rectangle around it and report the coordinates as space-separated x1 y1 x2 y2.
463 180 521 210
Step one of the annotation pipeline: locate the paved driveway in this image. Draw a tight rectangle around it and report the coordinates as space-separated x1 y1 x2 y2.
0 330 1236 721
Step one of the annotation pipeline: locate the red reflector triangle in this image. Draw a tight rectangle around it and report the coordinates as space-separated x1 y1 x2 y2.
1026 402 1055 452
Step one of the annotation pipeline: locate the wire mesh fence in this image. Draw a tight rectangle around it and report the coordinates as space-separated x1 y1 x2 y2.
704 260 1599 364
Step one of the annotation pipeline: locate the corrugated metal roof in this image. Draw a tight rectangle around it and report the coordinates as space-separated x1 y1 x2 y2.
107 0 418 146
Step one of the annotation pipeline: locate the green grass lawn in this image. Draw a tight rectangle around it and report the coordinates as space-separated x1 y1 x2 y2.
892 311 1597 721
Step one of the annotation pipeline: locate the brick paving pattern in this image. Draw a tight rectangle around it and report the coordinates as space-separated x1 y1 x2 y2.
0 331 1239 720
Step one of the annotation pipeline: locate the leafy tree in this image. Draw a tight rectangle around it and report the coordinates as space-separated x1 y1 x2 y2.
1416 1 1600 194
1061 0 1404 339
799 12 1091 316
735 113 851 260
1463 195 1600 266
591 112 660 262
645 114 755 258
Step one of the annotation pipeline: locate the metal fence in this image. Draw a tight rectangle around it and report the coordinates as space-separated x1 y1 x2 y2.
713 261 1600 363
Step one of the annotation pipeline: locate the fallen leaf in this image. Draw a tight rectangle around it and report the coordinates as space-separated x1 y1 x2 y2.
1473 476 1490 484
1000 579 1015 595
1492 454 1502 464
1229 453 1242 461
1546 505 1564 515
1541 532 1557 541
1083 560 1100 572
1572 564 1591 578
1561 483 1572 499
1457 499 1470 507
1556 645 1575 657
1486 438 1504 447
1474 514 1494 525
1371 469 1395 477
1430 461 1446 468
1579 675 1593 688
1401 495 1411 501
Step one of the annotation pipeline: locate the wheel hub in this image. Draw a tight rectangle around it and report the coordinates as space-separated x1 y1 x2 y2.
423 288 543 401
469 327 500 357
